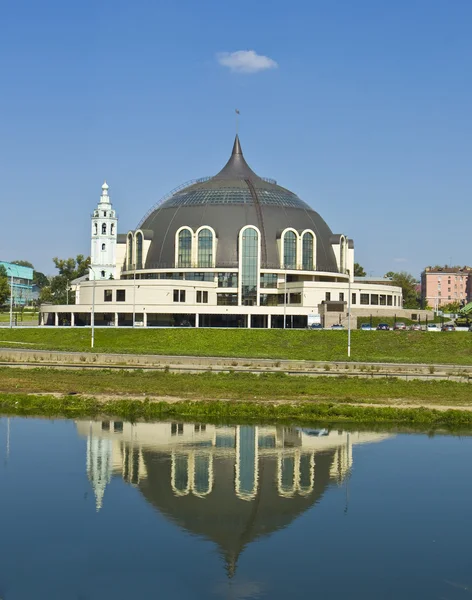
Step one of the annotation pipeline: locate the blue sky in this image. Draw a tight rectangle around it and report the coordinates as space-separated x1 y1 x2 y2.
1 0 471 276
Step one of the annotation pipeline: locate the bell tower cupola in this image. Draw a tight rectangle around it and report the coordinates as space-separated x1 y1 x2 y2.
90 181 118 280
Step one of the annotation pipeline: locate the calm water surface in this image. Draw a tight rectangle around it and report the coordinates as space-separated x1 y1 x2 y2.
0 417 471 599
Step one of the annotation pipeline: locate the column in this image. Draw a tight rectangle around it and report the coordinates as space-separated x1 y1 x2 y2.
71 313 75 327
195 313 199 328
54 313 59 327
247 314 251 329
40 312 45 326
143 312 147 327
114 312 119 327
267 314 271 329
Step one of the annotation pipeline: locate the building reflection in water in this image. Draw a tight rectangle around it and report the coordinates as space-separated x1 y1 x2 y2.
76 420 392 577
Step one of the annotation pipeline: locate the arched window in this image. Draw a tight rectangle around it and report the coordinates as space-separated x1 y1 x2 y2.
177 229 192 268
102 223 107 235
240 227 259 306
236 426 258 500
111 224 114 235
278 454 296 497
136 232 143 270
127 234 133 269
171 453 189 496
101 270 105 278
194 454 212 496
94 223 98 235
283 231 297 269
101 243 106 251
298 453 314 495
339 236 346 273
197 228 213 268
302 232 314 270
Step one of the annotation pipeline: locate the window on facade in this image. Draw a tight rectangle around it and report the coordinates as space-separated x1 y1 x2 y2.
178 230 192 268
116 289 126 301
380 294 386 306
241 228 259 306
277 293 288 304
260 273 278 288
387 295 392 306
136 232 143 270
197 229 213 268
103 211 107 217
104 290 112 302
290 292 301 304
196 290 208 303
94 223 98 235
186 272 214 282
325 292 331 301
218 273 238 288
360 293 369 305
101 270 105 278
352 293 356 304
127 234 133 269
217 293 238 306
102 223 107 235
259 293 278 306
339 292 344 301
283 231 297 269
371 294 379 305
302 232 314 270
173 289 186 302
101 243 106 251
111 224 114 235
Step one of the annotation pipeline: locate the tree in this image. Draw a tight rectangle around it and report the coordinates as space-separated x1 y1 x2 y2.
11 260 48 289
40 255 90 305
11 260 34 269
438 301 462 313
354 262 366 277
0 265 10 305
384 271 420 309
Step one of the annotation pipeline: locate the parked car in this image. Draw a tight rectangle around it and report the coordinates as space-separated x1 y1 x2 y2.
410 323 422 331
310 323 323 330
426 323 440 332
360 323 373 331
376 323 390 331
393 322 407 331
331 324 345 330
441 324 455 332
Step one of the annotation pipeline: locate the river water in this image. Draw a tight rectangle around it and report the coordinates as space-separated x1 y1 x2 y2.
0 417 471 599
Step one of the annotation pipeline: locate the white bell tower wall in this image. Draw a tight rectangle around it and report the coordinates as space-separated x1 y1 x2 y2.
90 181 118 280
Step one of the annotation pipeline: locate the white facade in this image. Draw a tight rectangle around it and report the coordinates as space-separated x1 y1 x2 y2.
90 182 118 281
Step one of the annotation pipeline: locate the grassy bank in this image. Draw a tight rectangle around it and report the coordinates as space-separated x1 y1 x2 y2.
0 328 471 364
1 367 472 406
2 393 472 430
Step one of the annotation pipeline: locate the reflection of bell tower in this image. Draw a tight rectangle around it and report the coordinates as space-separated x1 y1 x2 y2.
86 431 113 511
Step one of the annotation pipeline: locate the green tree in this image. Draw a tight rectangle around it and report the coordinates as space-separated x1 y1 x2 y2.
11 260 34 269
354 262 366 277
11 260 49 289
40 255 90 305
0 265 10 305
384 271 420 309
439 301 462 313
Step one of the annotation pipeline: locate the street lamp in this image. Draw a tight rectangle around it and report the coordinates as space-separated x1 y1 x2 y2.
6 267 14 329
347 269 352 358
89 266 97 348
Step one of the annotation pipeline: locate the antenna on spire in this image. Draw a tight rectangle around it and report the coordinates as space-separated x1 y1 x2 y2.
235 109 240 135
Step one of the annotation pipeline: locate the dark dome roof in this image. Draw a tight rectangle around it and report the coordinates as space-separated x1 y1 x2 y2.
139 136 338 270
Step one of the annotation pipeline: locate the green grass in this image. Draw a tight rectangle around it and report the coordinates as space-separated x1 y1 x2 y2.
1 367 472 406
2 393 472 430
0 328 472 364
0 311 38 323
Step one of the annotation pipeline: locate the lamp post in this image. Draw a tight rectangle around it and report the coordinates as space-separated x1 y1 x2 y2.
6 267 14 329
283 267 287 329
132 264 136 328
347 269 352 358
89 266 97 348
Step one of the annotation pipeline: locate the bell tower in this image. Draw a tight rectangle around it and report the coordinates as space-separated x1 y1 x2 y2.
90 181 118 280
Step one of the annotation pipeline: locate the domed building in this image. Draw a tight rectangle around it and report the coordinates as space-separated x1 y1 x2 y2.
41 135 408 328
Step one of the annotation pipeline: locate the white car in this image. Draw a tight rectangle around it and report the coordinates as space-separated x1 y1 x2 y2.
426 323 440 332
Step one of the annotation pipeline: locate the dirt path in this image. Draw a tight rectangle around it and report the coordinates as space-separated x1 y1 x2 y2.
23 391 472 412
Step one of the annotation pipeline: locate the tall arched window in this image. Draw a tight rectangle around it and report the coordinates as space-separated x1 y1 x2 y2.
171 453 189 496
94 223 98 235
102 223 107 235
197 229 213 268
111 224 114 235
302 232 314 270
178 229 192 268
339 236 346 273
101 243 106 251
194 454 212 496
136 232 143 270
127 234 133 269
240 227 259 306
283 231 297 269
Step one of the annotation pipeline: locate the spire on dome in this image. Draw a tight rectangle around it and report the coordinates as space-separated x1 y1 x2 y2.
100 180 110 203
214 135 261 181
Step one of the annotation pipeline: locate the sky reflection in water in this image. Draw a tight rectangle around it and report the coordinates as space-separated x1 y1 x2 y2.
0 417 471 600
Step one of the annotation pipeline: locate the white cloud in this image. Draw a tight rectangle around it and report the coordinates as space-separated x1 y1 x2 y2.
217 50 278 74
